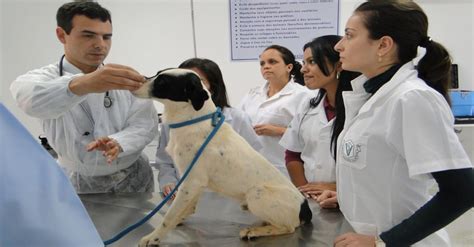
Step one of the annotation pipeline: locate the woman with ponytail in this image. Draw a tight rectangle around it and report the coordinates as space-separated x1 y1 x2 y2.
332 1 473 246
238 44 312 176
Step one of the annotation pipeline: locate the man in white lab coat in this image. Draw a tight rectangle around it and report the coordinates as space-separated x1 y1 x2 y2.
10 1 158 194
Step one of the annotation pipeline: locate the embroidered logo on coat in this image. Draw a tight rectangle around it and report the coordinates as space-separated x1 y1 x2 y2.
342 140 361 162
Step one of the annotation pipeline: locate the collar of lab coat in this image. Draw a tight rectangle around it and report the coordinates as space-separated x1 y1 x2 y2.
309 94 330 125
61 57 83 75
61 57 103 75
355 61 417 117
350 74 369 94
259 79 302 100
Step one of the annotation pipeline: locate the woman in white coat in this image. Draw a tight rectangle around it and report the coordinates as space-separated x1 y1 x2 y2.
239 45 312 176
280 36 359 202
156 58 262 199
332 1 474 246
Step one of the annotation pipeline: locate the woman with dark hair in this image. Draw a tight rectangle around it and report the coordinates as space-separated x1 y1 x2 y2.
238 45 312 176
156 58 262 199
179 58 230 108
279 35 359 206
332 1 474 246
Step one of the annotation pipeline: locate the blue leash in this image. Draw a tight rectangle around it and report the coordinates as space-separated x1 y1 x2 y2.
103 107 225 246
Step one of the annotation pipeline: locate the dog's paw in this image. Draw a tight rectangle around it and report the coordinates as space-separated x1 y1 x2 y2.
138 233 160 247
239 228 258 241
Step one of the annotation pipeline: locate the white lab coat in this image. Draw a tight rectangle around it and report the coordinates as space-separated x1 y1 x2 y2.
238 80 313 176
280 94 336 183
336 62 472 246
10 58 158 178
156 107 263 187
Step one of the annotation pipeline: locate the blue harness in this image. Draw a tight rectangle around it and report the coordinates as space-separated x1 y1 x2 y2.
103 107 225 245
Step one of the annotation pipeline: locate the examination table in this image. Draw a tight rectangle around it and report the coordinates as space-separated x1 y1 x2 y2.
80 191 353 246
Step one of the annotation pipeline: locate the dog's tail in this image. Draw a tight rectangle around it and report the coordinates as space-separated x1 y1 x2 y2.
299 199 312 225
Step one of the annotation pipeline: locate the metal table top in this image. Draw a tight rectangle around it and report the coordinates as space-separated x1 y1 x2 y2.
80 191 352 247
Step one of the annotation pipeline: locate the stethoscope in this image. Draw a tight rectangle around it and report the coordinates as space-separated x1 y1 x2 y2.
59 55 113 108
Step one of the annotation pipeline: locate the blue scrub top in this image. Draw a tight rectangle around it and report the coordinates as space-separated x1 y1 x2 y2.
0 104 103 247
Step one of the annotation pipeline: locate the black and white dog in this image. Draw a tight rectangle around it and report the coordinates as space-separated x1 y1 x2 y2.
133 68 312 246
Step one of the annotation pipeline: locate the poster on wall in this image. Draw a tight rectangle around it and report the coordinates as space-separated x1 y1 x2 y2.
230 0 339 60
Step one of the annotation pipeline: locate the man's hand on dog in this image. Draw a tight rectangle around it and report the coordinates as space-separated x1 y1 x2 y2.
69 64 145 96
86 137 122 164
253 124 286 136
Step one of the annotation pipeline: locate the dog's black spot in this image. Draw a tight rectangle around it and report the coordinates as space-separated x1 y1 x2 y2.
219 150 224 156
154 238 160 242
150 69 209 111
162 222 167 227
178 152 182 157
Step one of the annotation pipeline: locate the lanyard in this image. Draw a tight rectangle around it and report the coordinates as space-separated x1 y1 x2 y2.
59 55 112 108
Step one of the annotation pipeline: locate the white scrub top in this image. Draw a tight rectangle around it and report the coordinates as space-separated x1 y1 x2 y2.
10 58 158 178
238 80 313 175
336 62 472 246
155 107 263 187
280 94 336 183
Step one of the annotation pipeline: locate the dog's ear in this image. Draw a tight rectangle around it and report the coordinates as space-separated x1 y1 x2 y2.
185 73 209 111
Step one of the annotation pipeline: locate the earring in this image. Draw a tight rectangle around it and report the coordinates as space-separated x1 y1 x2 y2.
336 71 340 80
378 54 383 63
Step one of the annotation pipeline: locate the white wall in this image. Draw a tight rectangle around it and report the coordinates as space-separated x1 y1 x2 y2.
1 0 473 139
2 0 63 138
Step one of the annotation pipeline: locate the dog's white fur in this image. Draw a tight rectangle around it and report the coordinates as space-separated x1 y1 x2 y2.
133 69 307 246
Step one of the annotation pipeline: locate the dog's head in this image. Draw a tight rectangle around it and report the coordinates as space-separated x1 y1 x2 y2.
133 68 210 111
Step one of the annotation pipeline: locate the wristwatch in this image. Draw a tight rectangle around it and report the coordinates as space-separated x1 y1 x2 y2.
375 235 386 247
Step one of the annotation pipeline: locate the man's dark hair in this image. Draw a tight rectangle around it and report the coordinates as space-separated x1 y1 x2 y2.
56 1 111 34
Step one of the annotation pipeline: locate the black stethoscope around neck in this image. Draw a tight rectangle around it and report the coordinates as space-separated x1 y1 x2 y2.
59 55 113 108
